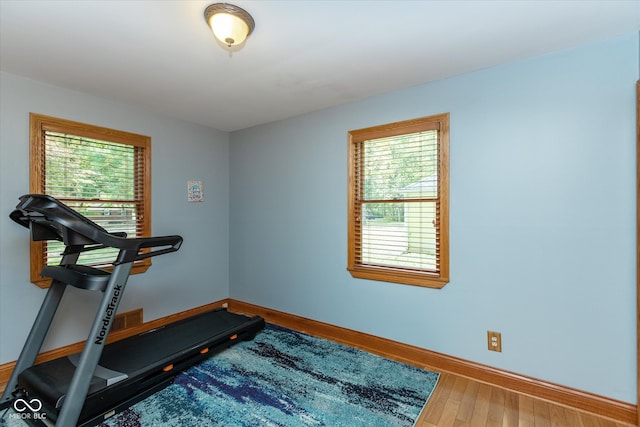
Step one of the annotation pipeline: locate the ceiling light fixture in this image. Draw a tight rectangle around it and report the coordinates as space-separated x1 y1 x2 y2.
204 3 255 49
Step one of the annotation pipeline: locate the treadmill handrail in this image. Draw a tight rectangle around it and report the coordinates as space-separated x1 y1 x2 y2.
11 194 183 264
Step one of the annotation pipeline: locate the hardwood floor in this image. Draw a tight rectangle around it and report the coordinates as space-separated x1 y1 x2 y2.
417 372 634 427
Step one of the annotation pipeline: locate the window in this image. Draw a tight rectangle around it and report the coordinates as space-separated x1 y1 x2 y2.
347 113 449 288
29 113 151 287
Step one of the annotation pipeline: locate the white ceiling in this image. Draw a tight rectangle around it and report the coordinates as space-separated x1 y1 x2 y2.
1 1 639 132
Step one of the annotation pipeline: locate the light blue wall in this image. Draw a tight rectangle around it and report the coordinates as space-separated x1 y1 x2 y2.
0 72 231 363
229 34 638 403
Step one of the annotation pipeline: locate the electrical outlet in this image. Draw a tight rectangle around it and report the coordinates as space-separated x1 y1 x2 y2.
487 331 502 352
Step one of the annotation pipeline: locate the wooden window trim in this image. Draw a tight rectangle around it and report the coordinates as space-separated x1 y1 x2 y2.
29 113 152 288
347 113 450 288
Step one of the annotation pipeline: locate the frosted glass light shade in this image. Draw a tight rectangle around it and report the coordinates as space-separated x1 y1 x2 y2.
204 3 255 48
209 13 249 46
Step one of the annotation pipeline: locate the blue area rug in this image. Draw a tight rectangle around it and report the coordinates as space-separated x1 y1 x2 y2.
99 324 439 426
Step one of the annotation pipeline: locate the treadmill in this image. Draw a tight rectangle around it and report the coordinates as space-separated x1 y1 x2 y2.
0 194 265 426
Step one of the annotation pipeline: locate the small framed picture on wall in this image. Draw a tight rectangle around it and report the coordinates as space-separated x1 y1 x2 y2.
187 180 204 202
